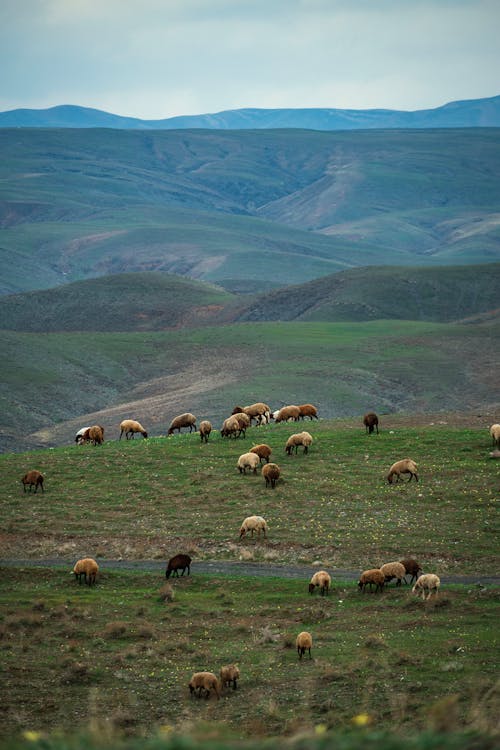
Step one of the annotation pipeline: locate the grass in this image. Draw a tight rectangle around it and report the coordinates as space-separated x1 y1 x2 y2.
0 419 498 572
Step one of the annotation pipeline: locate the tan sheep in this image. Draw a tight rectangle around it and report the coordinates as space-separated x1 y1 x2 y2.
199 420 212 443
220 664 240 691
358 569 385 593
188 671 220 700
309 570 331 596
262 462 280 488
168 412 196 435
387 458 418 484
489 423 500 449
275 405 300 423
412 573 440 600
21 469 44 493
239 515 268 540
296 631 312 659
243 402 271 425
233 412 250 433
221 415 244 438
73 557 99 586
285 431 313 455
250 443 272 464
119 419 148 440
237 452 260 475
380 561 406 586
298 403 318 420
87 425 104 445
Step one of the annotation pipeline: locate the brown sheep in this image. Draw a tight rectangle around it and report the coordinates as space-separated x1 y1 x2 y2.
165 554 191 578
250 443 272 463
21 470 44 493
168 412 196 435
298 404 318 420
363 412 379 434
262 462 280 488
358 569 385 593
199 420 212 443
87 425 104 445
400 558 422 584
275 405 300 423
189 672 220 700
220 664 240 690
387 458 418 484
73 558 99 586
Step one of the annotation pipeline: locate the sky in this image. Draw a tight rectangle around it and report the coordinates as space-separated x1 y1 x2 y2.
1 0 499 119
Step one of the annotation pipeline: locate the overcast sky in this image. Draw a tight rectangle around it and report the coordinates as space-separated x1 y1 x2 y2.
1 0 499 119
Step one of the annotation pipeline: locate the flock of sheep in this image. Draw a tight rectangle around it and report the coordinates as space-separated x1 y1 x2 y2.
20 406 500 699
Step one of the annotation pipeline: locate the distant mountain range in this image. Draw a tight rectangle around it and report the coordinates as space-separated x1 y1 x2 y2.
1 95 500 130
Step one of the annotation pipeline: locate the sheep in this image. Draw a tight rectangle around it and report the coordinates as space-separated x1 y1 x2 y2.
309 570 331 596
285 431 313 455
75 426 91 444
363 412 379 434
237 452 260 475
387 458 418 484
168 412 196 435
250 443 272 464
243 402 272 425
262 462 280 489
380 561 406 586
489 423 500 449
275 405 301 423
73 557 99 586
221 415 244 438
189 672 220 700
199 420 212 443
119 419 148 440
412 573 441 600
298 403 318 420
220 664 240 691
239 515 268 540
21 470 44 493
88 425 104 445
296 631 312 660
400 558 422 584
233 412 250 431
165 554 191 579
358 569 385 593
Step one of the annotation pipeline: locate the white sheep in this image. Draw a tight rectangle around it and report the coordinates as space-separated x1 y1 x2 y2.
72 557 99 586
387 458 418 484
412 573 440 600
119 419 148 440
380 561 406 586
239 515 268 540
75 427 91 444
220 664 240 690
296 631 312 659
309 570 331 596
489 424 500 449
285 431 313 455
237 452 261 475
188 671 220 699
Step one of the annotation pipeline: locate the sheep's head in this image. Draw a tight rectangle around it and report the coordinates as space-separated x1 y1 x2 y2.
387 473 394 484
308 583 316 594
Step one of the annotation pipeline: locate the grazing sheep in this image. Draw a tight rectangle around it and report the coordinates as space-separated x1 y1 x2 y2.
221 415 244 438
275 405 300 423
232 406 244 414
387 458 418 484
400 558 422 584
363 412 379 434
296 631 312 660
412 573 441 600
199 420 212 443
73 557 99 586
262 462 280 488
309 570 331 596
87 425 104 445
165 554 191 579
358 569 385 593
168 412 196 435
237 452 260 475
380 561 406 586
489 423 500 449
220 664 240 691
21 470 44 493
239 515 268 540
189 672 220 700
298 404 318 420
285 431 313 455
119 419 148 440
233 412 251 431
250 443 272 464
243 402 272 425
75 427 91 444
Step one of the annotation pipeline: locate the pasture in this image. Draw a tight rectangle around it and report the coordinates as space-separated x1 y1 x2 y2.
0 416 498 745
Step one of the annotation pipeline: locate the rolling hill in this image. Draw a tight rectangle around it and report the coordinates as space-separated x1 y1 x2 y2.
1 127 500 295
1 95 499 129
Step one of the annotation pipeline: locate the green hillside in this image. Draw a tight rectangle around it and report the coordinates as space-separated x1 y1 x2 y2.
1 127 499 294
